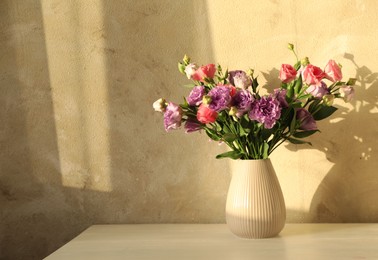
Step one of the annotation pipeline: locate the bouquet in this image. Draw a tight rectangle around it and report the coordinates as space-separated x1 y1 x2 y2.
153 44 355 160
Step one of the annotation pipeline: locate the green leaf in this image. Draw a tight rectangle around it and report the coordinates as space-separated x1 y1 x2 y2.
286 82 294 99
214 122 222 132
178 62 185 74
291 102 302 108
223 133 237 142
288 137 312 145
252 77 259 93
238 123 247 136
289 109 297 134
308 99 321 114
205 128 221 141
222 124 231 134
294 75 302 95
183 83 197 88
313 106 338 121
216 150 243 159
261 128 274 140
293 130 318 138
263 142 269 159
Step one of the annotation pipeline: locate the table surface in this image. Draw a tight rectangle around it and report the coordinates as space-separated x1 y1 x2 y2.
45 224 378 260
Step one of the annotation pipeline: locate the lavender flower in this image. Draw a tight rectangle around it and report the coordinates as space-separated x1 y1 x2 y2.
208 86 232 111
249 96 281 129
273 88 288 108
184 119 202 133
339 85 355 102
164 102 183 131
232 89 254 117
187 86 205 106
296 108 317 131
228 70 251 89
306 81 328 98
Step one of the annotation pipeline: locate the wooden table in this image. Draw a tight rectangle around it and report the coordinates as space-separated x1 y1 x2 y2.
45 224 378 259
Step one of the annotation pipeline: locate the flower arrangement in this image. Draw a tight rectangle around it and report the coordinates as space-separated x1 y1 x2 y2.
153 44 355 160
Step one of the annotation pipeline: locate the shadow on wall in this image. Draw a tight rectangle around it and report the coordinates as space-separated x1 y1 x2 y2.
0 1 95 259
268 54 378 222
308 55 378 222
0 1 216 259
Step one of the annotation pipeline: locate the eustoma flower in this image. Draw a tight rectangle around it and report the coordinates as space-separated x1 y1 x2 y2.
249 96 281 129
296 108 317 131
184 63 197 79
197 104 218 124
273 88 288 108
208 85 232 111
232 89 254 117
279 64 297 83
184 119 202 133
306 81 329 98
339 85 355 102
229 70 251 89
192 64 216 82
164 102 183 131
302 64 325 86
187 86 205 106
324 60 342 82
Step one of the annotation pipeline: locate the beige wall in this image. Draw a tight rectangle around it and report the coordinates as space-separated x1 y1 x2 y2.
0 0 377 259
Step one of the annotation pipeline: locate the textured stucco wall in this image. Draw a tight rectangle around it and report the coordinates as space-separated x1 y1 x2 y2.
0 0 377 259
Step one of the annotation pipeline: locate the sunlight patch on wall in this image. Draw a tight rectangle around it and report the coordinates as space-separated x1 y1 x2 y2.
41 0 112 192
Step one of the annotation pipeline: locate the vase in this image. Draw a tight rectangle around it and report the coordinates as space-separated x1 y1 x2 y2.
225 158 286 239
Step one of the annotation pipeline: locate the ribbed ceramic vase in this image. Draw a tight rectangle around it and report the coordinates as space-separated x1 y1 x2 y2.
226 158 286 239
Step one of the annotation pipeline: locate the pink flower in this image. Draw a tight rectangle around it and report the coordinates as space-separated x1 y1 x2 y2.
192 64 216 82
324 60 342 82
279 64 297 83
339 85 355 102
302 64 325 85
164 102 183 131
306 81 329 98
197 104 218 124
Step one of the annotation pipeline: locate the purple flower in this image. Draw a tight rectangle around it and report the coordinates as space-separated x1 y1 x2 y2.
296 108 317 131
184 119 202 133
228 70 251 89
232 89 254 117
249 96 281 129
164 102 183 131
187 86 205 106
274 88 288 108
306 81 329 98
208 85 232 111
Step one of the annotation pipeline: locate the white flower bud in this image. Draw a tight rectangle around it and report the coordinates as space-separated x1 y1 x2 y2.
153 98 167 112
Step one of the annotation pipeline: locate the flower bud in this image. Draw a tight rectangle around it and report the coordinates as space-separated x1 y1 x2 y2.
247 68 254 77
228 106 238 116
322 94 335 106
287 43 294 51
153 98 167 112
202 95 212 105
339 85 355 102
346 78 357 86
301 57 310 66
183 54 191 65
184 63 197 79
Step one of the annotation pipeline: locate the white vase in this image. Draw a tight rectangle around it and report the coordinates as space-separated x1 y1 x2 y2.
226 158 286 238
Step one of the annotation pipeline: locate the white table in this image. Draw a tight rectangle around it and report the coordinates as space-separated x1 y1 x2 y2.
45 224 378 259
